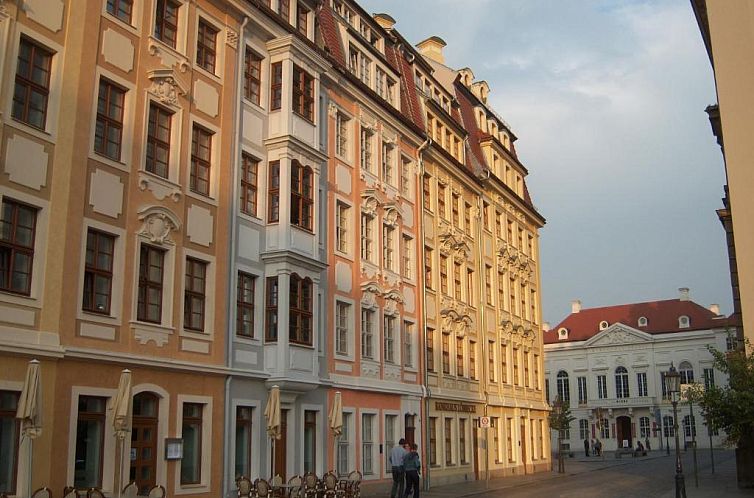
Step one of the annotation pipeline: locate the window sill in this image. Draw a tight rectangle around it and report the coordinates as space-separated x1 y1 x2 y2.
5 118 56 144
102 10 140 35
79 310 121 326
90 149 131 173
138 170 182 202
194 64 222 86
186 189 218 207
0 290 40 308
180 328 213 341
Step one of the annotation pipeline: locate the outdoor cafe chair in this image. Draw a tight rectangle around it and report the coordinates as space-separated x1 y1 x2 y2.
321 472 342 498
253 478 271 498
62 487 82 498
301 472 319 498
237 477 253 498
87 488 105 498
147 485 165 498
121 482 138 498
286 475 302 498
345 471 362 498
32 488 52 498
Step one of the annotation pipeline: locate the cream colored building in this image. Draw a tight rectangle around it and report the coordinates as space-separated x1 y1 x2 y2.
0 1 240 496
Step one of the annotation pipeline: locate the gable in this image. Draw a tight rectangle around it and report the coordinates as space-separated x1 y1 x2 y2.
585 323 653 347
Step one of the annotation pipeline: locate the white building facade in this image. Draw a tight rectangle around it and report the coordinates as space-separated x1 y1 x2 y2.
544 290 733 453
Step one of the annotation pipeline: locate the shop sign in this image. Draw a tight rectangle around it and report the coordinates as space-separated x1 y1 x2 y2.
435 402 476 413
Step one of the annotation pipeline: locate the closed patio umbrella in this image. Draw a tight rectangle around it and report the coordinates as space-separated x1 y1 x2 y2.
16 359 42 498
264 386 281 478
329 391 343 437
112 369 132 498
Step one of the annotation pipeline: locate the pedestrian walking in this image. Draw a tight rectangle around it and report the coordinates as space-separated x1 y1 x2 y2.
403 443 421 498
389 438 408 498
645 438 651 451
584 438 590 457
595 439 602 456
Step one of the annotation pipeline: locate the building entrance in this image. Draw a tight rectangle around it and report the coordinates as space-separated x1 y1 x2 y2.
616 416 632 448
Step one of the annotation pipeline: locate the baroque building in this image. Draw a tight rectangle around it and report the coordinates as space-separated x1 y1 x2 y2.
544 290 731 454
0 0 549 494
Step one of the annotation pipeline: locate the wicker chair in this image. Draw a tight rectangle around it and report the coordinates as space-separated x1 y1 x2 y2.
122 482 138 498
147 485 165 498
321 472 342 498
62 487 78 498
301 472 319 498
345 471 362 498
254 478 271 498
237 477 253 498
32 488 52 498
286 475 302 498
87 489 105 498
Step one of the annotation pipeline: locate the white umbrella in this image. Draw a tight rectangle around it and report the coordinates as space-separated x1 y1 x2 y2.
16 359 41 498
264 386 281 478
111 369 132 498
329 391 343 437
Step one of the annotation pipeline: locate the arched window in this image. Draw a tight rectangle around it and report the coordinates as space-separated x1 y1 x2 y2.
679 361 694 384
678 315 690 328
556 370 570 403
289 274 313 345
615 366 629 398
290 161 314 230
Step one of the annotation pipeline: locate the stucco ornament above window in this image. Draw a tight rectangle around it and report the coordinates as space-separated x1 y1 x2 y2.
147 68 188 106
137 205 181 245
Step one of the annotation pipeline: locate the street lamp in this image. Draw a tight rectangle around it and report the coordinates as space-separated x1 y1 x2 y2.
664 364 686 498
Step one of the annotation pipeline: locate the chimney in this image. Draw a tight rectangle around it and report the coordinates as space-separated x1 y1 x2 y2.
373 13 395 30
542 322 551 332
709 303 720 316
571 300 582 314
679 287 690 301
416 36 447 64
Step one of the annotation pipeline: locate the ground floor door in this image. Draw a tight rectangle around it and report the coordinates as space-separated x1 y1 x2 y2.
472 424 480 480
616 416 632 448
130 393 158 495
520 419 527 475
273 409 288 479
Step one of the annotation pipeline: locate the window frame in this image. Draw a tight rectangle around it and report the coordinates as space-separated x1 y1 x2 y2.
244 48 262 105
270 62 283 110
240 153 259 217
289 274 313 345
82 228 115 315
74 395 107 488
145 102 173 179
180 402 203 485
268 160 280 222
290 161 314 231
12 36 53 130
265 277 279 342
137 244 165 324
153 0 180 49
292 64 314 122
183 257 207 332
190 124 213 197
0 198 38 296
106 0 134 24
236 271 255 338
94 78 126 161
196 18 218 74
0 390 20 494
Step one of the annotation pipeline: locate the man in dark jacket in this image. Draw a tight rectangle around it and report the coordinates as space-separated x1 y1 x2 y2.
403 443 421 498
390 439 408 498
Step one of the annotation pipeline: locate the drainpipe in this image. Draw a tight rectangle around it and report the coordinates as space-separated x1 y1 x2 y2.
416 137 431 491
223 14 249 498
475 175 489 488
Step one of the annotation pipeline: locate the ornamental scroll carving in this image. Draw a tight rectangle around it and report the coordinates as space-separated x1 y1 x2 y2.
383 289 404 316
438 223 471 261
361 190 381 217
383 204 401 227
496 241 534 282
137 206 181 245
147 69 188 106
440 298 473 337
360 281 383 309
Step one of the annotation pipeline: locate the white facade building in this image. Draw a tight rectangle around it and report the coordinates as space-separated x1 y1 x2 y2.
544 289 733 453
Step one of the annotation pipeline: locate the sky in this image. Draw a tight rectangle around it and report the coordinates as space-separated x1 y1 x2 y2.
358 0 731 326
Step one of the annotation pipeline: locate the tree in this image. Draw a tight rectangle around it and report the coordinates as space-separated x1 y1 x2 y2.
548 395 575 473
698 338 754 488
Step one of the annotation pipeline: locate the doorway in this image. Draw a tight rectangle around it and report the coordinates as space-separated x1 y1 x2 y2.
130 392 159 495
520 418 527 475
616 416 632 448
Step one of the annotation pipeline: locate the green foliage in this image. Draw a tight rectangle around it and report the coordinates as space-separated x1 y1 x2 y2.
548 395 576 433
699 338 754 447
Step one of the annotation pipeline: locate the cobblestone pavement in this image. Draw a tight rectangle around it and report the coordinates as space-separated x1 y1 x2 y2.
363 449 754 498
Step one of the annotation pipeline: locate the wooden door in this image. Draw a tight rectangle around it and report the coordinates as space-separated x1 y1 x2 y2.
520 419 527 475
130 393 159 495
273 409 288 479
472 424 479 480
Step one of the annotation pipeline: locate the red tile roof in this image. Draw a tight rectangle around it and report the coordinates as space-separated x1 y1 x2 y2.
316 3 346 67
544 299 730 344
386 44 425 130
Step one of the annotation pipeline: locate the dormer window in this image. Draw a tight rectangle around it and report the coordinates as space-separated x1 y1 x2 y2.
599 321 609 331
638 316 648 327
558 328 568 340
678 315 690 328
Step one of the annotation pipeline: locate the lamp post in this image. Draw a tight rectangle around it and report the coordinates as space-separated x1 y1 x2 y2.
665 364 686 498
665 413 670 456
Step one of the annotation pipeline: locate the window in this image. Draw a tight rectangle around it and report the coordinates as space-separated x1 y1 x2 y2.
191 125 213 196
597 375 607 399
360 128 373 172
437 184 446 218
244 49 262 104
278 0 289 22
359 53 371 86
545 379 550 403
400 235 412 279
599 418 609 439
268 161 280 222
459 418 467 464
296 4 309 36
428 418 437 466
485 265 493 305
639 416 650 439
426 327 435 372
577 376 587 405
265 277 278 341
453 262 462 301
512 347 520 385
579 419 589 441
400 158 412 197
181 403 203 484
235 406 252 479
336 202 349 253
146 103 172 178
382 225 395 270
444 418 453 466
381 142 395 185
469 341 476 379
523 351 530 387
196 20 218 73
424 246 433 289
0 391 20 494
534 354 540 390
442 333 450 374
335 301 349 355
500 343 507 383
455 337 464 377
95 79 125 161
497 273 505 313
482 202 491 231
506 419 514 462
466 269 474 304
290 161 313 230
556 371 570 403
704 368 715 390
154 0 179 48
293 64 314 121
236 272 255 338
638 372 648 397
289 274 313 345
679 361 694 384
383 315 396 363
270 62 282 110
488 341 496 382
439 255 448 295
663 415 674 437
74 396 106 487
83 229 115 314
360 214 374 261
240 154 259 216
337 413 350 476
12 37 53 129
304 410 316 473
335 111 349 157
137 245 165 323
361 414 374 475
107 0 133 23
361 308 374 358
464 202 472 235
403 321 413 368
384 415 396 468
491 418 500 462
184 258 207 331
422 174 432 211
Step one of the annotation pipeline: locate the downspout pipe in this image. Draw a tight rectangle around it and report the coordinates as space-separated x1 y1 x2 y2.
224 14 249 498
416 137 431 491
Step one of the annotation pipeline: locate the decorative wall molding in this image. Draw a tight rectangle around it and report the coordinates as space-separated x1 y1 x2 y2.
138 173 181 202
225 27 238 49
137 205 181 245
147 68 188 106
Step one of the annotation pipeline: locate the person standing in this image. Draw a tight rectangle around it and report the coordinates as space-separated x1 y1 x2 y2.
403 443 421 498
390 438 408 498
584 438 590 457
